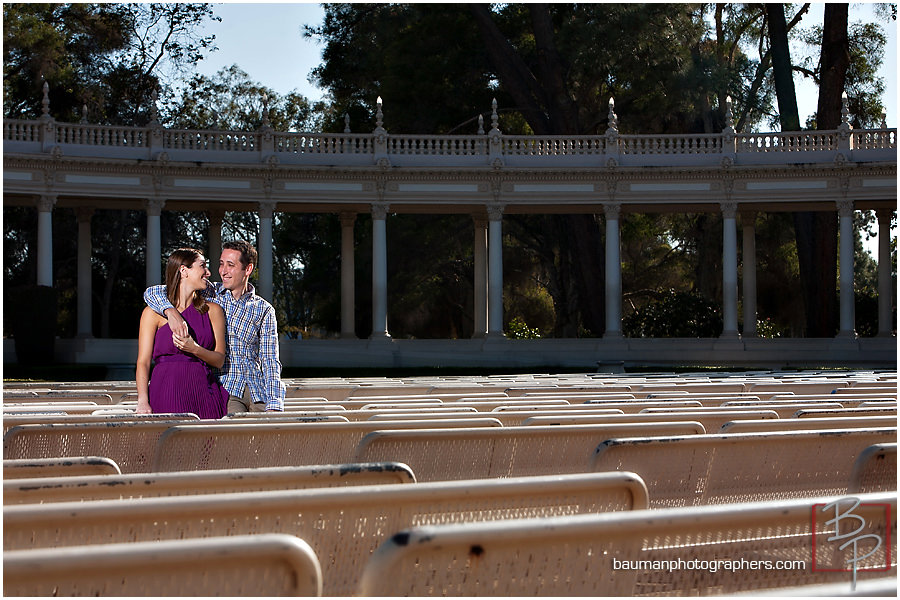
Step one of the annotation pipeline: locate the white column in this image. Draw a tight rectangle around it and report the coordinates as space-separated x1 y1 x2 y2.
371 203 390 339
721 202 740 338
603 203 623 338
876 208 894 337
340 212 357 338
75 207 94 338
145 198 164 286
740 211 757 337
258 201 275 301
207 209 224 281
36 195 56 287
472 216 488 338
837 200 857 338
487 204 505 338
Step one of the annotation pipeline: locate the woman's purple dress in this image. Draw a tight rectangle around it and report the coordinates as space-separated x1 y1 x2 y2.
149 304 228 419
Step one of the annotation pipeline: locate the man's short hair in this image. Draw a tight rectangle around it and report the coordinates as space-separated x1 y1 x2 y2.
223 240 258 268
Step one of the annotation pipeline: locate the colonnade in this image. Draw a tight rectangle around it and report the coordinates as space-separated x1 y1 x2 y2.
34 194 896 340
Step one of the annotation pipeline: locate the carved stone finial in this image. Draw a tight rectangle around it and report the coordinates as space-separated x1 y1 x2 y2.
41 81 51 119
376 96 384 130
477 114 484 135
840 91 850 126
491 98 499 132
881 110 887 130
261 93 271 128
724 95 734 129
148 88 159 126
607 97 618 133
80 104 88 124
344 113 351 133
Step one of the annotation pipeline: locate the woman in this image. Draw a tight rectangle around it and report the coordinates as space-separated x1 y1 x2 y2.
136 248 229 418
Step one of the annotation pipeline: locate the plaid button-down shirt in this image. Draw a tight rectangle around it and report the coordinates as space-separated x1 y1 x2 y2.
144 282 285 411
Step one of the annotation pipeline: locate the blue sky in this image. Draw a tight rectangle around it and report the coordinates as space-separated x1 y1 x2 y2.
194 2 897 128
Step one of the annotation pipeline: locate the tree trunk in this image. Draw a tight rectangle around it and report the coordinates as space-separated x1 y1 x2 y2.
472 4 605 337
766 3 802 131
816 4 850 128
768 3 842 337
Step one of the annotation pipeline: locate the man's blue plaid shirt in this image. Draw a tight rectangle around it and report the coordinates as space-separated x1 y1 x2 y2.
145 281 285 411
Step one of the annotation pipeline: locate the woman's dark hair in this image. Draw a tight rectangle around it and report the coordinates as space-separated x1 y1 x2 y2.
165 248 209 314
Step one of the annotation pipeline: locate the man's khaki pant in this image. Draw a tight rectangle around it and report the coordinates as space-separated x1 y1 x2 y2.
227 386 267 414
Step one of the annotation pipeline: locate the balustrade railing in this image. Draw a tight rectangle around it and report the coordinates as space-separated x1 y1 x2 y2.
852 129 896 150
619 133 722 155
3 119 42 143
274 133 373 154
388 134 485 156
3 117 896 161
56 123 149 147
163 129 259 152
502 136 607 156
736 131 839 152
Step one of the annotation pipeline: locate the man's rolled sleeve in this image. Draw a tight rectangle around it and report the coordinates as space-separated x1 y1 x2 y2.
259 305 286 411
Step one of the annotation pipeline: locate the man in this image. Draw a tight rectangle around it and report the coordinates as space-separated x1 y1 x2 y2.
144 240 285 412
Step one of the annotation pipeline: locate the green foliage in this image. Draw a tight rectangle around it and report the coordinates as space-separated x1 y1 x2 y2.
798 20 888 128
623 289 723 338
164 65 319 132
754 318 784 339
3 3 219 124
506 316 541 339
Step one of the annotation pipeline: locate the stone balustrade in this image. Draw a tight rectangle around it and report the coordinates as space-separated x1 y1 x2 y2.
4 94 895 169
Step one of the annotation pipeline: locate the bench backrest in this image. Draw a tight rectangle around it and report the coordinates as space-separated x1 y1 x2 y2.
353 422 704 481
796 407 898 418
3 456 121 479
641 403 843 418
357 492 896 596
2 461 417 505
2 412 199 435
592 428 898 507
3 471 648 596
848 443 897 493
151 418 502 472
719 415 898 433
3 533 322 596
4 421 200 472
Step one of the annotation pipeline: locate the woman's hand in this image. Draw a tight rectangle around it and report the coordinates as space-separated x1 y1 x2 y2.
136 399 152 414
172 331 199 354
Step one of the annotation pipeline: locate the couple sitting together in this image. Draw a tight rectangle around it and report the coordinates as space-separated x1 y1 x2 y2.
136 240 285 418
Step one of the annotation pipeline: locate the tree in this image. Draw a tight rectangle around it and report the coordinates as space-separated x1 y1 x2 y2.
3 3 221 338
308 3 757 338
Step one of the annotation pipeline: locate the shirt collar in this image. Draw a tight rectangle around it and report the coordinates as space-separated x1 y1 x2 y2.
217 281 256 302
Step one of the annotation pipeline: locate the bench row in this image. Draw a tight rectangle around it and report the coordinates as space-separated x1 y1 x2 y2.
4 486 895 596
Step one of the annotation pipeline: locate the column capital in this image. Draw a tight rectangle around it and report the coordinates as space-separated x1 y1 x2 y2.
145 197 165 216
36 194 57 212
75 206 95 222
720 202 738 219
836 199 854 217
207 209 225 226
339 211 357 227
602 202 621 219
875 208 894 224
371 203 390 220
487 203 504 221
258 201 276 219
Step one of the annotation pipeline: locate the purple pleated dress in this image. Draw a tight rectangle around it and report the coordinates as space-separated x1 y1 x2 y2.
148 304 228 419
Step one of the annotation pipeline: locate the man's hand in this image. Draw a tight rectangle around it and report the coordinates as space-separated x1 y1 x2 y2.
164 307 189 338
